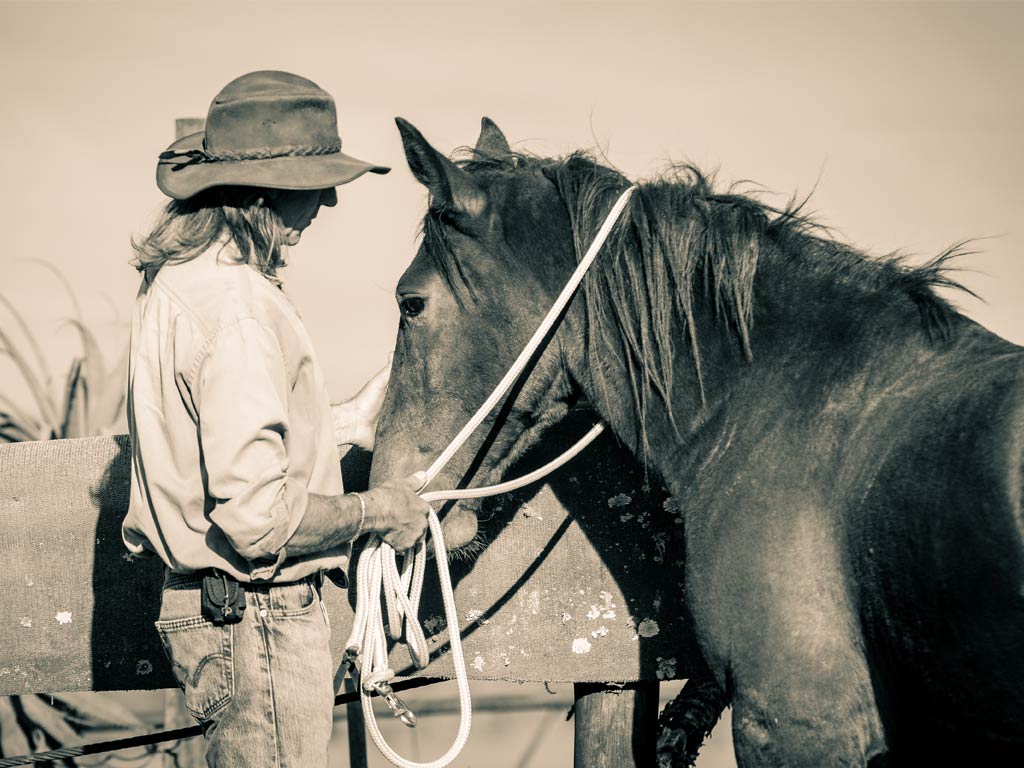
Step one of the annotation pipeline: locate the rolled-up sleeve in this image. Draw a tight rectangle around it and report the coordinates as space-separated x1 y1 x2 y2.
191 317 308 579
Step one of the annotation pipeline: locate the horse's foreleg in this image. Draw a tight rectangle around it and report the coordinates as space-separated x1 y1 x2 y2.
731 693 880 767
656 669 728 767
728 643 886 768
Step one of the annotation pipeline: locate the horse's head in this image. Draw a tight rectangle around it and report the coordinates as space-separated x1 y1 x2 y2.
369 118 615 550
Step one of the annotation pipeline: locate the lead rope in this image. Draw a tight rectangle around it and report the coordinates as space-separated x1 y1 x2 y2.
344 185 638 768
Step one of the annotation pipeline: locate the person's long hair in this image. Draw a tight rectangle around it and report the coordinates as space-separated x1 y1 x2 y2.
131 186 286 282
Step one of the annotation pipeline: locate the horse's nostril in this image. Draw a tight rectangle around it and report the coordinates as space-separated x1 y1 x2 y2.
416 444 433 455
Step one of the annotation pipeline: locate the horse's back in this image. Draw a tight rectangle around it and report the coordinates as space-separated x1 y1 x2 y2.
848 324 1024 758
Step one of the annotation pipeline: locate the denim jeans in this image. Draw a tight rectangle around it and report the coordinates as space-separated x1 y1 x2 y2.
155 570 335 767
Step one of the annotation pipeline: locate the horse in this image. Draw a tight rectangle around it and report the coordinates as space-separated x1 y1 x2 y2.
368 116 1024 766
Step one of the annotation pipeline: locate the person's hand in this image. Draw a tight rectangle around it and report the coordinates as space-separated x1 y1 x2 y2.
332 354 392 450
361 471 431 551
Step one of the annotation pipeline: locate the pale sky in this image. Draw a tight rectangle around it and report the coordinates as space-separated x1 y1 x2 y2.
2 0 1022 416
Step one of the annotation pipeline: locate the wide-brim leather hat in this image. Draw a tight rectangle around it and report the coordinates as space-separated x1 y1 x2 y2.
157 70 389 200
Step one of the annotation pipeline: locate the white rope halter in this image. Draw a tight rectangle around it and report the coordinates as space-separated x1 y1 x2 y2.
344 185 638 768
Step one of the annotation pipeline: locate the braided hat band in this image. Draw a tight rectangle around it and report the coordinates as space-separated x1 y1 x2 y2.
159 140 343 172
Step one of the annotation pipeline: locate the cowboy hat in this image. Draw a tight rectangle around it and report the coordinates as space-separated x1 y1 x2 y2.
156 71 389 200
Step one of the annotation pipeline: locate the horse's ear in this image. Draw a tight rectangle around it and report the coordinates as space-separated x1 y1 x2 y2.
395 117 488 222
475 117 510 156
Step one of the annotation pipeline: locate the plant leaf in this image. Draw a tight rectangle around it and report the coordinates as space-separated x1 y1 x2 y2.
0 325 59 429
48 692 145 730
93 346 128 434
18 694 79 745
0 697 32 757
60 357 87 439
1 262 128 440
1 420 40 443
0 292 53 393
61 320 108 435
0 394 45 440
20 258 83 324
63 318 108 383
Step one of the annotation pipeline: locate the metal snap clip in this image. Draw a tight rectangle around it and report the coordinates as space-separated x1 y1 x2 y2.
375 683 418 728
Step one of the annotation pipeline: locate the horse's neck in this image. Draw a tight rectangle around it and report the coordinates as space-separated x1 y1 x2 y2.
571 243 951 482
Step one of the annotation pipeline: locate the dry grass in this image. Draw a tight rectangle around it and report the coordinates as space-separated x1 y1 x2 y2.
0 261 126 442
0 693 156 763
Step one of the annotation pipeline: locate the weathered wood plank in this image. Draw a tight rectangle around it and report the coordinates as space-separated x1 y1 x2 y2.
343 676 368 768
0 429 698 695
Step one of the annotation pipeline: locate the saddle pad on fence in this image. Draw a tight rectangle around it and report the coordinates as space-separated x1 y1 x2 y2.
0 430 699 695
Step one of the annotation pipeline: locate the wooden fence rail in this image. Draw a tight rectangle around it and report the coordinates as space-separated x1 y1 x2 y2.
0 427 699 766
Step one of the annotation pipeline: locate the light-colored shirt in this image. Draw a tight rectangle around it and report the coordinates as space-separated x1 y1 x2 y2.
122 240 347 582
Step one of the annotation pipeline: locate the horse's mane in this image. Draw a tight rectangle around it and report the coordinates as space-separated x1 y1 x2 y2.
424 147 972 455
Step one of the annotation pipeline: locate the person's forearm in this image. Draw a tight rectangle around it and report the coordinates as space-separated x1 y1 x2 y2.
284 492 384 556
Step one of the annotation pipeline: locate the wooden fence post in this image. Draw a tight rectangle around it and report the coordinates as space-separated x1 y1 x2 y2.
573 681 659 768
343 675 368 768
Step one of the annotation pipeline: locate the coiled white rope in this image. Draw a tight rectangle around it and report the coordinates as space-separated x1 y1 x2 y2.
344 185 638 768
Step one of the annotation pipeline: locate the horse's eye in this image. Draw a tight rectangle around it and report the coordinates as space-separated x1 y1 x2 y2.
399 296 426 318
